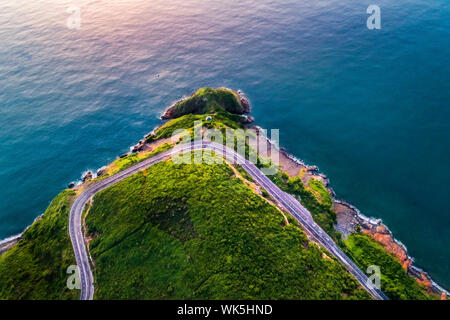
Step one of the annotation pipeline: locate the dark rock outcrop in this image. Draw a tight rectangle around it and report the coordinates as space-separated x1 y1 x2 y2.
237 90 251 113
240 115 255 124
306 165 319 173
82 171 93 183
96 166 107 177
161 103 177 120
130 140 145 153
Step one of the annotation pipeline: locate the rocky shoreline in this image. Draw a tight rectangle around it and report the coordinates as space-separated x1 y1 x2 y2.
274 138 449 299
333 199 448 299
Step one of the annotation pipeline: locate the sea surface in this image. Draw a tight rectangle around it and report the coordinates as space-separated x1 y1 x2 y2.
0 0 449 288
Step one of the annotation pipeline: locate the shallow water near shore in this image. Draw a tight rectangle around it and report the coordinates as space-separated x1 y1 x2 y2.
0 0 449 289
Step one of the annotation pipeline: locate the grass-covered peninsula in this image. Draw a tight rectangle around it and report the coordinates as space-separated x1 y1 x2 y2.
0 88 439 300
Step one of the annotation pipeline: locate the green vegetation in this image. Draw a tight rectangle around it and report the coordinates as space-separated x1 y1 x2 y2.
164 88 245 119
148 111 244 143
308 179 333 207
148 114 204 142
108 143 173 174
270 173 337 238
86 158 369 300
0 191 77 300
343 233 433 300
207 111 245 130
235 165 255 183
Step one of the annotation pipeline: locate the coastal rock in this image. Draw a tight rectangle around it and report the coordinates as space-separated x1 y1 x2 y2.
68 182 75 189
316 174 329 187
145 127 158 140
130 140 145 153
240 115 255 124
251 125 262 133
119 153 128 158
237 90 251 113
408 266 449 298
306 165 319 173
82 171 93 183
96 166 108 177
327 187 336 198
363 228 410 265
334 200 413 269
241 97 251 113
416 270 432 289
161 104 176 119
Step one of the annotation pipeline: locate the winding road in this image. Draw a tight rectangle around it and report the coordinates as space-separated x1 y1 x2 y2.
69 141 388 300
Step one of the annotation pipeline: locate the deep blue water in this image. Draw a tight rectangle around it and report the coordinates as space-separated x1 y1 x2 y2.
0 0 449 288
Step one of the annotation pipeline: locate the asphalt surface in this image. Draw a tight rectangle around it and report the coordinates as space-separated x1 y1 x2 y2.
69 141 388 300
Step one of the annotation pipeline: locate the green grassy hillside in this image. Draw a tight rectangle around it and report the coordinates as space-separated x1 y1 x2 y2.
85 156 369 299
270 174 338 239
0 191 77 300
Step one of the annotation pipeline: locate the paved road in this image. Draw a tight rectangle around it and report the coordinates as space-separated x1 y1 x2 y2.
69 141 388 300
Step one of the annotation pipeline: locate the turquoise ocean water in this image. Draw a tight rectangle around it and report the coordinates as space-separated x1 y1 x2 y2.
0 0 449 288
